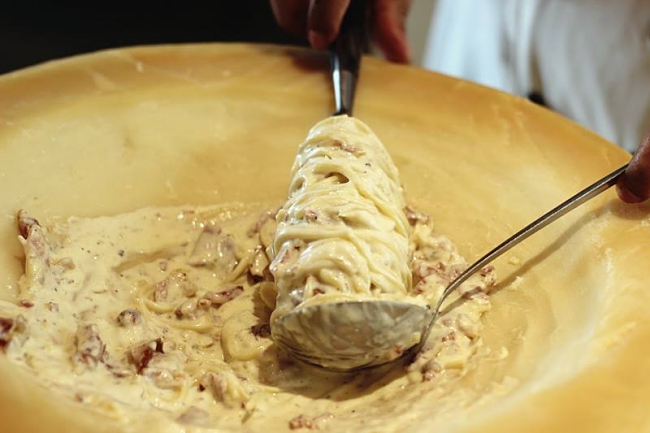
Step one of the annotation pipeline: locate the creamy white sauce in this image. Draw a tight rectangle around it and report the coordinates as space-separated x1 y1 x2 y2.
0 117 498 431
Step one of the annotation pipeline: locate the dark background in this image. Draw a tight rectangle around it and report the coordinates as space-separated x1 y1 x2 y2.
0 2 306 74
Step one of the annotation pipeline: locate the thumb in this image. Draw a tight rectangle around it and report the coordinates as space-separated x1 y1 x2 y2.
372 0 412 63
307 0 351 49
617 132 650 203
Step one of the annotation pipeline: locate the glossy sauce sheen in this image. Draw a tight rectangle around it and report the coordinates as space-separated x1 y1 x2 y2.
0 206 497 431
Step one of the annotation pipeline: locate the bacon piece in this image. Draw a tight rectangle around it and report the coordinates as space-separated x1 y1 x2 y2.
201 286 243 308
16 210 40 239
146 368 185 390
289 415 314 430
188 226 238 277
422 360 442 381
127 338 164 374
404 205 430 225
19 300 34 308
248 211 278 249
153 270 198 302
198 372 227 399
74 324 106 368
249 247 269 278
174 299 198 319
116 309 142 326
0 316 26 350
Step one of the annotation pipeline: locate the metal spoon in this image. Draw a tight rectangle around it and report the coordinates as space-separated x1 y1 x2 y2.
273 0 631 371
272 0 434 371
274 162 628 371
414 163 629 353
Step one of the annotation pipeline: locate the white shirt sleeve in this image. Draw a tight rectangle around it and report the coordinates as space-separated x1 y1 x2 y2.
421 0 650 152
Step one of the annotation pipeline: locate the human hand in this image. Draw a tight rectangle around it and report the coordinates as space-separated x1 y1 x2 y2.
617 132 650 203
270 0 412 63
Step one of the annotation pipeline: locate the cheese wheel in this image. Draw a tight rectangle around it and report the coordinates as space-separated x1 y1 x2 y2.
0 43 648 433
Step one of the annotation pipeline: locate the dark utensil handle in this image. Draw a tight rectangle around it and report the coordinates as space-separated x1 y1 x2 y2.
330 0 368 116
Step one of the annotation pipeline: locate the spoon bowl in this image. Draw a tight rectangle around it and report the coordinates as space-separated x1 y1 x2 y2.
271 300 432 371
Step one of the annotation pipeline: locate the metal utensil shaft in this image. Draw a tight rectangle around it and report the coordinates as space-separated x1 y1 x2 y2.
427 163 628 328
330 0 367 116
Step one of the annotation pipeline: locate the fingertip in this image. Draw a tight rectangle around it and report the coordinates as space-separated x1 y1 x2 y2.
618 141 650 203
388 39 412 64
308 30 332 50
616 179 645 204
374 27 411 64
402 43 412 64
371 0 412 64
270 0 309 38
307 0 350 49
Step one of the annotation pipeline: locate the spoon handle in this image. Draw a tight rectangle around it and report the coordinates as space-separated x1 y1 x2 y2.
330 0 367 116
432 163 629 320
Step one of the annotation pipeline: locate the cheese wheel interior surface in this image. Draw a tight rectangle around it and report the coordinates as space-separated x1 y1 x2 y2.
0 44 648 433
